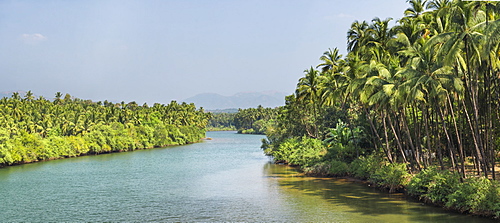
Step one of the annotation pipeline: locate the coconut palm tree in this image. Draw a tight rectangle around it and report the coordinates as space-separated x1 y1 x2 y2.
405 0 428 18
347 20 370 53
296 67 323 138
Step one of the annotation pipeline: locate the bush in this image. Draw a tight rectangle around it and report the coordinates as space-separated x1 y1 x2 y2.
328 160 349 176
303 160 349 176
270 136 327 167
349 154 384 179
407 167 460 204
446 177 500 216
303 161 330 176
370 162 410 193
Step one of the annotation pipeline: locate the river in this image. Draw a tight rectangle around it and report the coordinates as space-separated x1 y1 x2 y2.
0 131 495 222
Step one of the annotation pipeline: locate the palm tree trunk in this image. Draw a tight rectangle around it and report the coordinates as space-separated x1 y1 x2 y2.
366 108 393 163
387 112 407 164
461 98 486 176
422 104 434 167
401 109 421 170
382 112 394 163
438 105 458 171
447 94 466 179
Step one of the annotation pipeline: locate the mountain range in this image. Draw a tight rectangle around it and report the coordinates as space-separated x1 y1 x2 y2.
182 91 289 110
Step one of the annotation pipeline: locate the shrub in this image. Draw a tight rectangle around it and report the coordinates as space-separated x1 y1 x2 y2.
370 162 410 193
349 154 384 179
303 160 349 176
407 167 460 204
446 177 500 216
328 160 349 176
270 136 327 167
303 161 330 176
289 136 326 167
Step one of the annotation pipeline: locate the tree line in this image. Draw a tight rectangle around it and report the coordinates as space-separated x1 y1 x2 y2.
208 106 279 134
262 0 500 217
266 0 500 178
0 91 210 166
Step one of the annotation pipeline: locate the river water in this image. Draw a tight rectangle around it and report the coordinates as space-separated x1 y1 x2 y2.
0 131 495 222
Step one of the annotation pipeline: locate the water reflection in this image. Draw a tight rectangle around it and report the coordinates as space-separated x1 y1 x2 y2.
0 132 496 222
264 163 495 223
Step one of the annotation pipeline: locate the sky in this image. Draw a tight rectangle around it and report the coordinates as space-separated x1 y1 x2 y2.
0 0 410 104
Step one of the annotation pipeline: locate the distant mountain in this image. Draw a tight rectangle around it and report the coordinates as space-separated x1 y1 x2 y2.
183 91 289 110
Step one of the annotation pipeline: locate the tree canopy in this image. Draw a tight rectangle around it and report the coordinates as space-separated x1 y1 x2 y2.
264 0 500 180
0 92 210 166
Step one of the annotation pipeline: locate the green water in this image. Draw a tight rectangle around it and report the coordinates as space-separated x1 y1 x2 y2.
0 131 495 222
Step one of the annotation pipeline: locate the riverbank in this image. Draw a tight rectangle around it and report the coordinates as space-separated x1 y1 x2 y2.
5 131 491 222
0 130 209 168
206 127 236 131
291 159 500 220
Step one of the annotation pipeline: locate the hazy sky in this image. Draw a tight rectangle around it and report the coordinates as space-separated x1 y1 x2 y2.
0 0 409 104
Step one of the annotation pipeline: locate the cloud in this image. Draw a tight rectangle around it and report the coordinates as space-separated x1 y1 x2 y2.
20 33 47 44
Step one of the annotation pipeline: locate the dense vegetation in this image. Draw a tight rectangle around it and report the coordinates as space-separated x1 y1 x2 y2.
0 91 210 166
263 0 500 218
207 106 279 134
233 106 278 134
207 112 236 131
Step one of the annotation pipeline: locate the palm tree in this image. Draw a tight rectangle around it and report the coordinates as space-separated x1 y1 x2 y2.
316 47 346 107
317 48 343 74
296 67 323 138
405 0 428 18
347 20 370 53
24 91 35 101
429 1 494 177
369 17 394 45
11 92 21 100
426 0 452 11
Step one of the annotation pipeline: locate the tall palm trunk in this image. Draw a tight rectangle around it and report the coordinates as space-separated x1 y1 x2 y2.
387 112 407 164
464 38 488 177
401 109 421 170
461 98 487 176
447 94 466 179
422 104 434 167
366 108 393 163
438 105 458 171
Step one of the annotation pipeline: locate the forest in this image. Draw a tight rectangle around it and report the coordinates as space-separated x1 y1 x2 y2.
0 91 210 166
262 0 500 218
208 106 278 134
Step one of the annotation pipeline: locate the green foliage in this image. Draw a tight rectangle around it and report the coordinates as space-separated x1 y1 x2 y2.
322 120 367 162
328 160 349 176
267 136 326 167
0 92 210 166
407 167 460 204
261 0 500 217
234 106 279 134
303 160 349 176
370 162 410 193
446 178 500 216
324 120 364 146
349 154 384 179
207 112 236 131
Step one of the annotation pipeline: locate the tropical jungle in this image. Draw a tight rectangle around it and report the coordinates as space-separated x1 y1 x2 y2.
0 91 210 166
257 0 500 218
3 0 500 219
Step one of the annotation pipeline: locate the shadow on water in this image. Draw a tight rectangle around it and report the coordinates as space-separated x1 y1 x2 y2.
262 163 496 223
